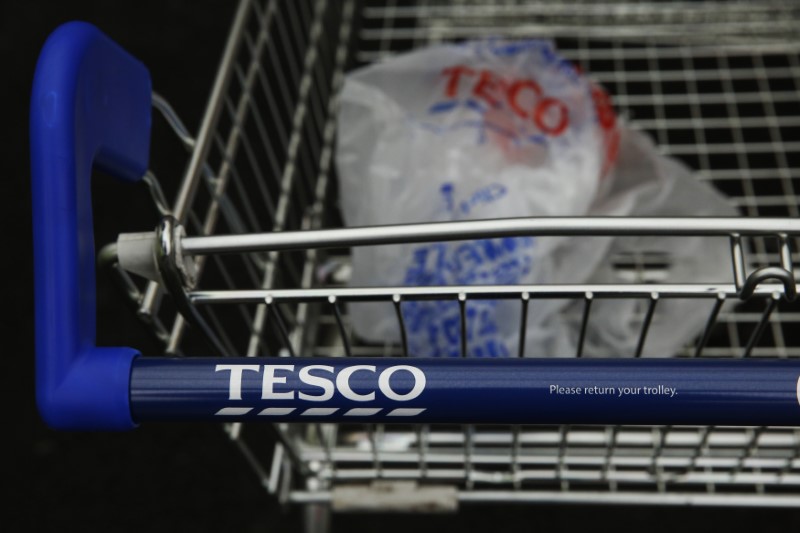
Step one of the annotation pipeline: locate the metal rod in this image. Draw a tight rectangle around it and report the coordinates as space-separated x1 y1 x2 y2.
268 422 310 478
151 93 195 150
730 234 747 290
367 424 381 477
362 1 796 19
742 293 780 357
734 427 765 476
417 425 429 478
290 490 800 507
689 426 713 474
694 294 726 357
557 425 570 492
155 217 230 357
576 292 594 358
650 425 670 478
464 424 475 489
780 429 800 475
518 293 529 358
266 442 284 495
265 297 296 358
511 425 522 489
179 218 800 255
458 293 468 358
603 426 619 487
392 294 409 358
189 283 789 305
635 293 659 358
172 0 251 222
329 296 352 358
315 423 334 476
142 171 172 217
780 233 794 273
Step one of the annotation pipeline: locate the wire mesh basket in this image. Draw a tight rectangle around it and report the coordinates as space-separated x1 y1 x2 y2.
31 0 800 521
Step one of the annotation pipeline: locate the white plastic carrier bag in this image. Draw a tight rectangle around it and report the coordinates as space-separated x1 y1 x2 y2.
336 40 736 357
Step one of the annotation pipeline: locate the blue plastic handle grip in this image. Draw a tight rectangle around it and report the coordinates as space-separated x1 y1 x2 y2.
31 22 151 430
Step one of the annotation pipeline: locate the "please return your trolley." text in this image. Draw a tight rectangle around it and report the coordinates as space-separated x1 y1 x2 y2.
548 385 677 398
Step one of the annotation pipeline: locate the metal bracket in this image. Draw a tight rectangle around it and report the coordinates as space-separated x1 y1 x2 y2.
155 216 229 356
739 266 797 302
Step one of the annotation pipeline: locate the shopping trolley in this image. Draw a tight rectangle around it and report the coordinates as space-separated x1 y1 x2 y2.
31 0 800 523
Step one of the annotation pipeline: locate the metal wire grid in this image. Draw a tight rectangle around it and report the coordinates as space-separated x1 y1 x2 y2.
123 0 800 506
132 0 350 358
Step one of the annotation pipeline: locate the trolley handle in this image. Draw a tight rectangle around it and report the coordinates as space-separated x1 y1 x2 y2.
31 22 151 430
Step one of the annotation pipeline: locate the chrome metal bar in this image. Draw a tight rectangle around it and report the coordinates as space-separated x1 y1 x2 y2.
142 171 172 217
367 424 381 477
557 425 570 492
298 445 800 470
780 235 794 274
730 235 747 290
358 24 800 44
293 489 800 506
734 427 765 476
694 294 727 357
742 293 781 357
510 425 521 489
151 93 195 150
329 296 352 358
190 283 791 305
363 2 797 19
180 218 800 255
269 421 311 478
780 429 800 475
418 425 429 478
358 44 800 64
458 293 467 358
651 426 669 482
518 293 529 358
267 443 284 495
315 423 334 476
576 292 594 358
634 293 659 357
265 296 296 358
690 427 713 475
603 426 619 491
464 424 475 489
392 295 409 358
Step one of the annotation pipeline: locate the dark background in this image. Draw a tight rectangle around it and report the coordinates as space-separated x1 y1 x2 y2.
10 1 800 531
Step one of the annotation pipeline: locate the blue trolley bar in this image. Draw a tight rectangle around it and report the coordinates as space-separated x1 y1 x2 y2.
131 358 800 426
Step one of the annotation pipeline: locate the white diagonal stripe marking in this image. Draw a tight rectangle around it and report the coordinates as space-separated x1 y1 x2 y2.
344 408 382 416
215 407 253 416
258 407 296 416
387 408 426 417
301 407 339 416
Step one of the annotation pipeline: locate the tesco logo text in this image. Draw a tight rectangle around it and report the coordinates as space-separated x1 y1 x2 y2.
216 364 426 403
441 65 570 136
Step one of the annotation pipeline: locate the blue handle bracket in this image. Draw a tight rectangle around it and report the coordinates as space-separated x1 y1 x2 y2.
31 22 151 430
